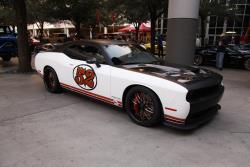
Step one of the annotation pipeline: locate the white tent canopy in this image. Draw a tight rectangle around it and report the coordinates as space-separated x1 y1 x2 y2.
27 20 75 30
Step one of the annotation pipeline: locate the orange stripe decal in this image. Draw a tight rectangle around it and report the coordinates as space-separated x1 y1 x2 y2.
60 83 122 108
165 107 177 112
164 114 185 124
165 119 185 125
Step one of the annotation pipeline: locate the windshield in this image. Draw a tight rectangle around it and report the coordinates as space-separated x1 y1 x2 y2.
0 26 12 36
226 47 241 53
241 44 250 50
103 44 158 65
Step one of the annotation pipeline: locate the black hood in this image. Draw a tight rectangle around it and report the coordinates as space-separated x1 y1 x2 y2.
122 64 223 90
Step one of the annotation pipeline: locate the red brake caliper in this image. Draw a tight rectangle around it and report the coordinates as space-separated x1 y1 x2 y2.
133 93 140 113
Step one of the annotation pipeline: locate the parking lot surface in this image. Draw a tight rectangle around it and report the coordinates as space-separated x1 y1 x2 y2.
0 59 250 167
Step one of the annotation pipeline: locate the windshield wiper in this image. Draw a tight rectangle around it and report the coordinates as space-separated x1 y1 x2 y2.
150 60 161 64
122 62 144 65
123 60 160 65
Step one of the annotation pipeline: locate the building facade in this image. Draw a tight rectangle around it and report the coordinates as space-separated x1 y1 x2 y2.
206 0 250 45
156 0 250 45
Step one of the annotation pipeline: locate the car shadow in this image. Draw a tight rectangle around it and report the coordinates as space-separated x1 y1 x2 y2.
0 59 17 67
62 88 209 135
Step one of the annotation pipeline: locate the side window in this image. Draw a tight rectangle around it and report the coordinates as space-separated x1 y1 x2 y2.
0 27 4 34
64 45 86 61
5 27 11 34
64 44 106 64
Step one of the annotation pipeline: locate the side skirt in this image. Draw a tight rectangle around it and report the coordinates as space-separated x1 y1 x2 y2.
60 83 123 108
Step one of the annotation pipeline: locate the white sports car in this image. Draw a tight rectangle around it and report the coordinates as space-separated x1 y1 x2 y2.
35 40 224 129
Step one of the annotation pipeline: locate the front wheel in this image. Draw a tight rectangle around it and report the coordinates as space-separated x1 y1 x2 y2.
43 67 62 93
124 86 163 127
244 58 250 70
2 56 11 62
194 54 203 66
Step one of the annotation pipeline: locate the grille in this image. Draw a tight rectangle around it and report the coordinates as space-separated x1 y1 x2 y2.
186 84 221 102
185 84 224 125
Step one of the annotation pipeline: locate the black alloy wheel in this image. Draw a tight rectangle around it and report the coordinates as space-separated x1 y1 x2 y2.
244 58 250 70
125 86 163 127
44 67 62 93
2 56 11 62
194 54 203 66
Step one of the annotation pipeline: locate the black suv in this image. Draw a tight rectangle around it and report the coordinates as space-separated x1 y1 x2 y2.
0 25 17 61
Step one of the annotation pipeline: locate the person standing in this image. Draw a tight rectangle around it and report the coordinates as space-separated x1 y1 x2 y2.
216 37 225 70
157 33 164 59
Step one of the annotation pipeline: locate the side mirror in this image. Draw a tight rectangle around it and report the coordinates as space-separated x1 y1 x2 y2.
86 57 101 68
111 57 122 65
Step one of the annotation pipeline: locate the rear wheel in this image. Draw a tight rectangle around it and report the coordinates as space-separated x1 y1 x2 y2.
146 48 151 53
194 54 203 66
124 86 163 127
244 58 250 70
43 67 62 93
2 56 11 62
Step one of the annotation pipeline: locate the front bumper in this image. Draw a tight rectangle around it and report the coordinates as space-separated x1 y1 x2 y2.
164 105 220 130
164 85 224 130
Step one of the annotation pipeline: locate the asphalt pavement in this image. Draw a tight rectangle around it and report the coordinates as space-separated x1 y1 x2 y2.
0 58 250 167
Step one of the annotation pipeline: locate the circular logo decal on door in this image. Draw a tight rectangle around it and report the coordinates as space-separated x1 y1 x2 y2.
73 64 97 90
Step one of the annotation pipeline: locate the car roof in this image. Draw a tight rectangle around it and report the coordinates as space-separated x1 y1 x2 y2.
54 39 131 52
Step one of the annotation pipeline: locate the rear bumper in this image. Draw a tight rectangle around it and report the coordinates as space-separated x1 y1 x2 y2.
0 49 17 56
164 85 224 130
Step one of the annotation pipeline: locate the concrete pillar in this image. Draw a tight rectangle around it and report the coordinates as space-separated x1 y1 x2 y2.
156 18 159 32
166 0 200 66
65 28 69 37
104 27 108 34
160 14 164 34
32 24 36 37
34 29 37 37
223 18 227 33
90 27 93 39
205 16 210 45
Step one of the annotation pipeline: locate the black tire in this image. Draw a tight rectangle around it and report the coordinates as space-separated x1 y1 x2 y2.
244 58 250 70
146 48 151 52
124 86 163 127
2 56 11 62
43 67 62 93
194 54 203 66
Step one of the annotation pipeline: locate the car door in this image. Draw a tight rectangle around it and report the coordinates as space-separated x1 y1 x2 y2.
206 47 217 62
61 43 113 104
224 48 240 65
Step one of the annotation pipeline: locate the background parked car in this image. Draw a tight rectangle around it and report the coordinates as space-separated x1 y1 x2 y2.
144 40 167 55
96 32 131 41
0 25 17 61
194 46 250 70
46 33 68 43
34 43 63 53
228 44 250 54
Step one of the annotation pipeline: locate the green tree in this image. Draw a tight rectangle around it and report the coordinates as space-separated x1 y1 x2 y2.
0 3 15 27
63 0 99 38
146 0 168 53
95 0 125 34
120 0 149 42
26 0 58 41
